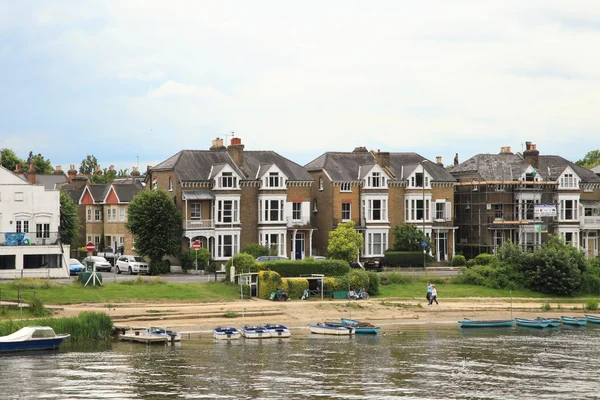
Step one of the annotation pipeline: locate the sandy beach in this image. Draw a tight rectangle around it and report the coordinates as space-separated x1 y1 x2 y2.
52 297 588 334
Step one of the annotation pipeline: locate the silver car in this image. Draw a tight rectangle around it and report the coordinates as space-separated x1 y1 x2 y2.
82 256 112 272
116 255 149 275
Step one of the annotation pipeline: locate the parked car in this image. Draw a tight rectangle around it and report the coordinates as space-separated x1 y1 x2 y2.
256 256 289 262
350 261 365 270
82 256 112 272
116 255 149 275
363 258 383 272
69 259 85 275
97 247 117 266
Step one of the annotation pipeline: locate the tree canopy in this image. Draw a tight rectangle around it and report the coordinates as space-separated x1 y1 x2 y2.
79 155 99 175
27 151 54 174
125 189 182 271
0 149 26 172
59 190 80 246
392 223 430 252
575 150 600 169
327 221 363 263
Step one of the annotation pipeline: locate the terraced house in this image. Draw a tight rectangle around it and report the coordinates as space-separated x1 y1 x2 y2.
149 138 314 261
305 147 457 262
451 142 600 258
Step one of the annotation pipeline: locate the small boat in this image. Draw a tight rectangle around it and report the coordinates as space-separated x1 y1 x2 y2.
515 318 549 328
561 316 587 326
585 314 600 324
309 322 354 335
120 326 180 344
240 325 271 339
458 319 514 328
213 327 241 340
264 324 291 338
340 318 381 334
0 326 70 352
540 318 561 328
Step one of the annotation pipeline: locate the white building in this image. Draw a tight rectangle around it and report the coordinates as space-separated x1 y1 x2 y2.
0 166 69 278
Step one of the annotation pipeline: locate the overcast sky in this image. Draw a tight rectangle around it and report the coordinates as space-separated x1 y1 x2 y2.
1 1 599 174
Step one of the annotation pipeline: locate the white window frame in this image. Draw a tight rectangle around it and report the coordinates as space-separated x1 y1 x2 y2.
87 208 92 221
259 231 286 257
94 208 102 221
559 199 579 221
169 177 173 191
216 233 239 258
340 182 352 192
292 202 302 221
363 230 388 257
361 195 388 222
119 208 126 222
191 203 202 219
219 171 238 189
15 192 24 202
319 177 324 191
259 195 286 223
215 198 240 224
341 202 351 221
404 194 432 222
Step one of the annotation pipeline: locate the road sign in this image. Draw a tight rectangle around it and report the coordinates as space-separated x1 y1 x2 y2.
86 242 96 252
192 241 201 251
421 241 428 247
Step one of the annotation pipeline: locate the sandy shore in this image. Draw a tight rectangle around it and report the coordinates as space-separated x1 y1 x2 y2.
51 297 589 334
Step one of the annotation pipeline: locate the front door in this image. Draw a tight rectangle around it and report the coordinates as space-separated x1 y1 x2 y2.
436 231 448 261
295 233 305 260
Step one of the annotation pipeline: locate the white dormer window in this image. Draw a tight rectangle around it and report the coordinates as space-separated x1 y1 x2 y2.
220 172 237 188
370 172 384 188
560 173 577 188
409 171 430 189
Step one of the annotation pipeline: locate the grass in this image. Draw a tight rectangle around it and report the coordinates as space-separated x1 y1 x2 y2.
0 280 241 306
378 282 551 299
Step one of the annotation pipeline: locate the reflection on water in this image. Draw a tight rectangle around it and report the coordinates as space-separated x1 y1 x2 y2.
1 326 599 399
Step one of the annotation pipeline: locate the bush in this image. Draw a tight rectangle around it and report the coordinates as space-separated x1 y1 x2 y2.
258 270 288 299
149 259 170 275
450 255 466 266
466 259 476 268
29 297 50 317
240 243 270 259
225 253 260 281
262 259 350 277
586 299 598 311
474 253 497 265
365 271 380 295
379 272 413 286
286 278 309 300
452 264 516 289
384 251 424 268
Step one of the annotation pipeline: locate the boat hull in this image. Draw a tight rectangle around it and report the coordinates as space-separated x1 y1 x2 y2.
0 336 69 352
309 323 354 335
585 315 600 324
561 316 587 326
264 325 291 338
515 318 549 328
458 319 514 328
240 326 271 339
541 318 561 327
213 327 241 340
339 318 380 334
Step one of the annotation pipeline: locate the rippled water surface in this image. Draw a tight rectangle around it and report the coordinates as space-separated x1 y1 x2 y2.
1 325 599 399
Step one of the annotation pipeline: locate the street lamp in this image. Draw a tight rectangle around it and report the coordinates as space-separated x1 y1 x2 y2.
422 160 426 268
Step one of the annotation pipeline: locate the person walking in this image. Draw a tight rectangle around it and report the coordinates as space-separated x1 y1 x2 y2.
426 281 432 305
430 284 439 305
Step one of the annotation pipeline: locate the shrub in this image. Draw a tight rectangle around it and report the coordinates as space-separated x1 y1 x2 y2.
29 297 50 317
10 278 59 290
586 299 598 311
149 259 170 275
474 253 497 265
384 251 425 267
466 259 476 268
365 271 380 295
541 303 551 311
286 278 309 300
258 270 288 299
262 259 350 277
379 272 412 286
225 253 260 281
450 255 466 266
240 243 270 259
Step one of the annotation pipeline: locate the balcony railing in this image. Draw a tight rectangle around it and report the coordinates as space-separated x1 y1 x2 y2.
582 216 600 226
183 219 215 230
0 232 60 246
286 217 311 228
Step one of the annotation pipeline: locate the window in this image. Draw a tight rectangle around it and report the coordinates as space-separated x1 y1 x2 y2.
169 177 173 191
260 199 284 222
119 208 126 222
560 173 577 188
313 199 318 212
411 173 424 188
585 208 600 217
87 208 92 221
435 202 451 221
15 192 23 201
560 199 578 220
16 220 29 233
111 208 117 222
191 203 201 219
36 224 50 239
94 209 102 221
494 204 504 220
220 172 237 188
342 202 351 221
340 183 352 192
152 178 158 190
519 199 538 220
94 236 100 246
260 232 285 256
217 234 238 258
292 202 302 221
87 235 92 244
267 172 282 188
565 232 574 245
319 177 323 191
119 236 125 246
405 197 430 222
217 200 239 223
363 198 388 222
368 172 385 188
365 232 387 256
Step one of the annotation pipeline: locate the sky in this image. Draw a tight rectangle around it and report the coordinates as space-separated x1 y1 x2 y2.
1 1 599 174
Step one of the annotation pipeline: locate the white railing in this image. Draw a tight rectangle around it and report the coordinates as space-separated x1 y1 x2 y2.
286 217 310 227
0 232 60 246
183 219 215 230
582 216 600 226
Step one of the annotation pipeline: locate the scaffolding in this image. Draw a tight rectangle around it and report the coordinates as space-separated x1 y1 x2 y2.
454 179 558 258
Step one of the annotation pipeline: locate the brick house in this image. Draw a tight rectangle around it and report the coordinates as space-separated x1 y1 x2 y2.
148 138 315 261
451 142 600 258
305 147 456 262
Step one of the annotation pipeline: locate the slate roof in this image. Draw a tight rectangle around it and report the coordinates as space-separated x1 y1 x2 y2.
60 185 85 204
451 153 600 183
389 153 455 182
112 184 142 202
87 184 111 203
592 165 600 175
153 149 313 182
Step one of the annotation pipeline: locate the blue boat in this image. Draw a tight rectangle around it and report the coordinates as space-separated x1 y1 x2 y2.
340 318 381 334
540 317 561 327
458 319 514 328
560 316 587 326
585 314 600 324
515 318 549 328
0 326 70 352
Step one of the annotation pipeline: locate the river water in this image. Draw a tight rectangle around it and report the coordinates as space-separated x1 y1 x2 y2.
1 325 599 399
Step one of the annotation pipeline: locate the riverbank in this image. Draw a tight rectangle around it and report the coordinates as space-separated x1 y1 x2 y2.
50 297 592 334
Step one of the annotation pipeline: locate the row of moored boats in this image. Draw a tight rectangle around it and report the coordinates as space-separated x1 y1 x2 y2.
458 314 600 328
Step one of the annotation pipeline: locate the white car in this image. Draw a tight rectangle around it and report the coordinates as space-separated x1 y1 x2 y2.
116 255 149 275
82 256 112 272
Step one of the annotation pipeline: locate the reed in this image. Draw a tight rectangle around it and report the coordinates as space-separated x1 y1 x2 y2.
0 312 113 341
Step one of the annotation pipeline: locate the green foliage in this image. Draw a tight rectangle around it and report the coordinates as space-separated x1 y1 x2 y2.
450 254 466 266
575 149 600 168
149 259 170 275
59 189 80 245
225 253 259 280
379 272 414 286
286 278 309 300
27 151 53 174
581 257 600 295
29 297 50 317
258 270 289 299
188 248 212 272
384 251 425 267
117 276 167 285
79 155 99 175
327 221 363 263
240 243 270 258
392 224 430 252
586 299 598 311
9 278 59 290
260 259 350 277
365 271 380 295
452 265 516 290
126 189 182 269
223 311 238 318
0 148 26 172
474 253 497 265
466 258 476 268
541 303 551 311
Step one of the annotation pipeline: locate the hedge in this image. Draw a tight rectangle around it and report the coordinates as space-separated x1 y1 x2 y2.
257 270 309 300
384 251 424 267
260 259 350 277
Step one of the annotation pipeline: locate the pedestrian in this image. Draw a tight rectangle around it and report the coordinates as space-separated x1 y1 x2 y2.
430 284 438 305
426 281 432 304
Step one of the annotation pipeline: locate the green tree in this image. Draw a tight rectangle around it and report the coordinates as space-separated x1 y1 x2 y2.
241 243 270 259
0 149 26 172
327 221 363 263
392 223 430 252
125 189 182 273
59 190 80 246
79 155 99 175
575 150 600 168
26 151 53 173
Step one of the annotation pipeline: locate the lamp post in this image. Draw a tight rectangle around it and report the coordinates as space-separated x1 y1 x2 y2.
422 160 426 268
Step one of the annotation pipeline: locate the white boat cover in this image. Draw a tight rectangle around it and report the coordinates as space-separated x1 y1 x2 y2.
0 326 57 342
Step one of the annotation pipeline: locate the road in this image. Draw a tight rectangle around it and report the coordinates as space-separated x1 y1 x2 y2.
58 271 224 285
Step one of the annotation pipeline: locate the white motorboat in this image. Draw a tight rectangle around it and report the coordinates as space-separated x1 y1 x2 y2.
264 323 291 338
240 325 271 339
308 322 354 335
0 326 70 352
213 327 241 340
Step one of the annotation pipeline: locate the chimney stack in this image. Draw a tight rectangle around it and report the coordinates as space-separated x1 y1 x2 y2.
500 146 512 154
54 165 63 175
131 166 140 176
27 163 36 184
67 164 77 182
210 137 225 151
523 141 539 169
352 146 368 153
436 156 443 167
227 137 244 168
15 164 22 173
373 149 390 168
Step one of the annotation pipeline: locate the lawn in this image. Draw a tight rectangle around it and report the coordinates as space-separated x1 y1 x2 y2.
0 279 241 305
379 282 555 300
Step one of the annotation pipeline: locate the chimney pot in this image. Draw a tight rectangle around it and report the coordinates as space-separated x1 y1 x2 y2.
436 156 442 164
15 164 22 173
231 137 242 145
211 137 225 150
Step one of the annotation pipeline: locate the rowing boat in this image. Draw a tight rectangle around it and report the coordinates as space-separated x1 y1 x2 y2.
458 319 514 328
